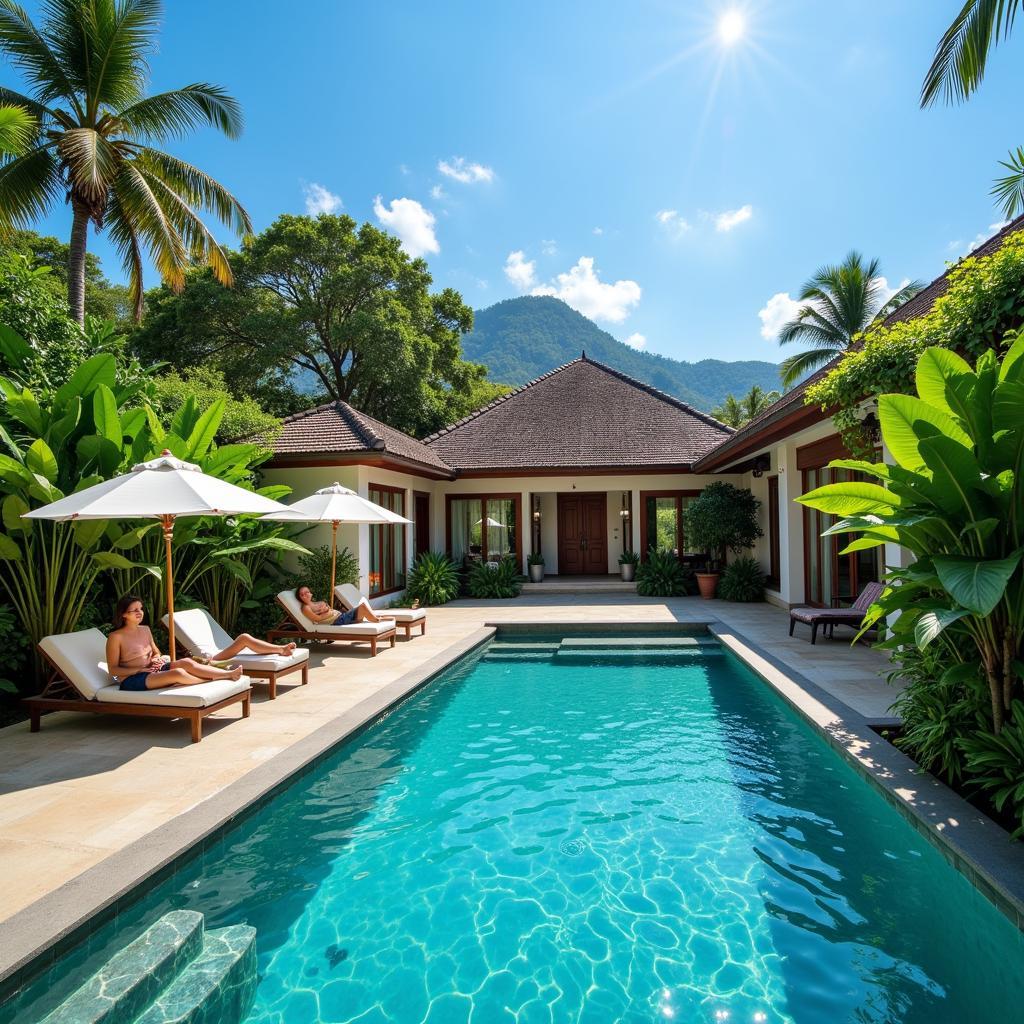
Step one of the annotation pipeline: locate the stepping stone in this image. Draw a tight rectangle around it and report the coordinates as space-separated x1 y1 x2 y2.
43 911 205 1024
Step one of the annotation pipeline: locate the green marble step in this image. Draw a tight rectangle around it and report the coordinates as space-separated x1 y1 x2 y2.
42 911 205 1024
134 924 257 1024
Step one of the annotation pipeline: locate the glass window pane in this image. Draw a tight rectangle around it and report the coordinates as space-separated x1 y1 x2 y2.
450 499 480 562
485 499 515 560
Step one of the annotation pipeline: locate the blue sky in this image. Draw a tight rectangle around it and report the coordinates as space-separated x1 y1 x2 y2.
14 0 1024 364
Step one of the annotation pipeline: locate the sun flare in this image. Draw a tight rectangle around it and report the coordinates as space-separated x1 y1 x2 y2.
717 9 745 46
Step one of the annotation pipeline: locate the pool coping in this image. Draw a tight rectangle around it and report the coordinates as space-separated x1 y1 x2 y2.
709 623 1024 932
0 626 496 992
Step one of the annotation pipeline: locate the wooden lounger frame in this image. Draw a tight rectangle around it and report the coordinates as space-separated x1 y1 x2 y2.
173 639 309 700
266 597 397 656
24 649 251 744
392 617 426 640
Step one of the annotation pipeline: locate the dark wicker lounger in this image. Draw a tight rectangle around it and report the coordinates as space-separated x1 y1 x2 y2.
789 581 884 645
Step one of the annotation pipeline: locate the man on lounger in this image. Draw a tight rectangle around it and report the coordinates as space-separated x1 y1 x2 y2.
296 585 394 627
106 594 296 691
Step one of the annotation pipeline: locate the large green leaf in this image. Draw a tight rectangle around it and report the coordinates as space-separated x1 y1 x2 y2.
0 533 22 561
796 481 898 516
916 347 972 417
0 453 35 487
76 434 123 477
999 333 1024 382
47 396 82 451
54 354 116 406
91 551 147 571
25 438 58 484
74 519 109 551
878 393 972 471
144 404 165 445
914 608 970 650
993 381 1024 433
185 399 224 460
6 390 44 435
2 493 30 534
916 435 986 520
170 396 199 441
120 407 147 439
92 385 122 448
201 443 258 478
0 324 31 369
934 551 1023 616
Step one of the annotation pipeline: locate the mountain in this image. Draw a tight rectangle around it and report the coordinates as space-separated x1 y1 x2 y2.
462 296 781 412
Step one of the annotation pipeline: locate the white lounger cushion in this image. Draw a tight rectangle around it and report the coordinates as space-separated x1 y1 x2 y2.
335 584 426 623
166 609 309 670
95 677 250 709
39 628 251 707
277 591 394 637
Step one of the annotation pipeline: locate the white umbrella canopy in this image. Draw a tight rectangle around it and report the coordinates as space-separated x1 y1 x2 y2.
261 482 412 603
24 450 289 658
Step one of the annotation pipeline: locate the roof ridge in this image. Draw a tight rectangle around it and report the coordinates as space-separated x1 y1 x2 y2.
338 402 386 450
422 357 584 444
278 398 340 425
581 356 735 434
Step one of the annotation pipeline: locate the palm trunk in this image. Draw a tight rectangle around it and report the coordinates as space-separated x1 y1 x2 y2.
67 200 89 325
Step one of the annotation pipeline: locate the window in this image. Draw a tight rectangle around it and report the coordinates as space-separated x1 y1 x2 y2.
368 484 406 596
766 475 780 590
639 491 700 559
447 495 520 564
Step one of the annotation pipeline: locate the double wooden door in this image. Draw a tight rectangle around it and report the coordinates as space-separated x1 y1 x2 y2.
557 493 608 574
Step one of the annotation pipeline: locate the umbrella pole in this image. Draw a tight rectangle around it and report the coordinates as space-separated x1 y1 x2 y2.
162 514 177 661
330 521 338 608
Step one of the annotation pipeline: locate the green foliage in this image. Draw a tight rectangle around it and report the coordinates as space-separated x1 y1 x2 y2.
462 296 782 412
682 483 762 570
406 551 461 606
712 385 781 427
284 545 359 607
466 557 522 599
635 549 690 597
799 338 1024 736
0 601 31 694
806 230 1024 454
960 703 1024 838
718 556 766 602
151 366 281 448
527 551 545 565
618 549 640 566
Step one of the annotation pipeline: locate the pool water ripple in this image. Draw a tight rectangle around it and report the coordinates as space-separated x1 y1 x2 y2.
8 640 1024 1024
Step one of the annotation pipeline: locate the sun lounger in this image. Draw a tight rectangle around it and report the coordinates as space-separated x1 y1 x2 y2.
334 583 427 639
267 591 397 655
26 629 251 743
165 609 310 700
789 581 885 644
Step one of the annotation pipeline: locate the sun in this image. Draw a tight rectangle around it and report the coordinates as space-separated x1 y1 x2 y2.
717 9 746 46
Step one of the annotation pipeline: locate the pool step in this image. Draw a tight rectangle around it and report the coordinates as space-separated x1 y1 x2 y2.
555 647 724 663
39 913 256 1024
558 637 718 649
483 635 721 663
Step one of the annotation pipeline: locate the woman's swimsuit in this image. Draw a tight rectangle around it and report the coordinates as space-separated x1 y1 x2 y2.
119 663 172 691
333 607 359 626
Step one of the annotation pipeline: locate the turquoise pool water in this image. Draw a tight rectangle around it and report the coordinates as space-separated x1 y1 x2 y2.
8 636 1024 1023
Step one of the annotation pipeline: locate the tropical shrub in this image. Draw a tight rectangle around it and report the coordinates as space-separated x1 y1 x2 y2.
527 551 545 566
636 549 689 597
466 557 522 599
618 549 640 566
798 339 1024 737
806 229 1024 454
960 707 1024 838
682 483 762 571
0 601 31 695
284 544 359 606
718 556 766 602
406 551 461 606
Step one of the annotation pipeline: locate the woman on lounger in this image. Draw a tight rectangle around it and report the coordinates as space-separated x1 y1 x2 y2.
296 585 393 627
106 594 292 691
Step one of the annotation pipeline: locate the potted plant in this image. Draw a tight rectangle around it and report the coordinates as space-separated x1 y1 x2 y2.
527 551 545 583
682 483 763 599
618 549 639 582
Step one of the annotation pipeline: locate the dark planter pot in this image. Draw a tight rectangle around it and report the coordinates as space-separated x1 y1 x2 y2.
619 563 636 582
529 564 545 583
696 573 719 599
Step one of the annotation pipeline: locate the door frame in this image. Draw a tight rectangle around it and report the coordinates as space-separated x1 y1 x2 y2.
556 491 608 575
413 490 430 559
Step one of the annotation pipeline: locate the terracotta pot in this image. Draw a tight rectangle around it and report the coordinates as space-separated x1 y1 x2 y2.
696 572 719 599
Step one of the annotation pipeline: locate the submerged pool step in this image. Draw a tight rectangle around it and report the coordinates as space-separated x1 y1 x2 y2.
558 636 718 649
555 647 724 663
39 912 256 1024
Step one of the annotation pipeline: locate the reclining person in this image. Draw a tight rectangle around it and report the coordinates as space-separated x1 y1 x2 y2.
107 594 247 691
296 585 394 627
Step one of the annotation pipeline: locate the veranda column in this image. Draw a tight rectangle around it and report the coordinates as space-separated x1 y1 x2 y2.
776 443 804 606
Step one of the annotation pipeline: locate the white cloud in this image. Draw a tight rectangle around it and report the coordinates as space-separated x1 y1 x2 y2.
655 208 692 238
592 226 604 235
437 157 494 184
399 164 411 176
624 332 647 350
541 238 558 256
873 275 911 308
715 204 753 232
303 182 342 216
430 184 446 200
373 196 439 258
758 291 804 340
531 257 641 323
963 220 1010 256
504 250 537 291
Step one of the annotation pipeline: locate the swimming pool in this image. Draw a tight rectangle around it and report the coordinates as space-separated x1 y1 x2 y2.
7 634 1024 1023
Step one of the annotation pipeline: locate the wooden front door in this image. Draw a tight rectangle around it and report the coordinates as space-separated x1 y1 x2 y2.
414 492 430 558
557 493 608 574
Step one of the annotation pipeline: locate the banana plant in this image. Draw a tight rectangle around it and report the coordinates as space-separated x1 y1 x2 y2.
798 333 1024 733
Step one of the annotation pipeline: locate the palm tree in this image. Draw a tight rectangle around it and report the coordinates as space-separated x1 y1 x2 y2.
0 102 31 154
777 252 922 388
921 1 1024 217
0 0 251 323
712 384 781 428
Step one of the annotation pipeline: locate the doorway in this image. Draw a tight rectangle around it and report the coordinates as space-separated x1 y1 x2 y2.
557 493 608 574
413 492 430 559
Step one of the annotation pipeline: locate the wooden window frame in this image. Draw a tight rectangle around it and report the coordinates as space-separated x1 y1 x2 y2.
445 493 522 565
766 475 780 590
368 482 407 597
413 490 431 560
638 490 701 560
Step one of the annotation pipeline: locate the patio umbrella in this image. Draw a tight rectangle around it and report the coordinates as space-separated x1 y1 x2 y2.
23 450 289 659
261 482 412 605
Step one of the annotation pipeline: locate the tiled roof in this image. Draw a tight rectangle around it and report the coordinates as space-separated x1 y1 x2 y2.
270 400 453 474
694 216 1024 471
423 355 733 470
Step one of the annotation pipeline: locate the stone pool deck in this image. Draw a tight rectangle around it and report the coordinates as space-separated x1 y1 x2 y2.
0 594 895 934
